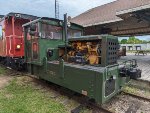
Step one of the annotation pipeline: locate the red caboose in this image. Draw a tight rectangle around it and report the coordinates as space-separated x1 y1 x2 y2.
0 12 37 70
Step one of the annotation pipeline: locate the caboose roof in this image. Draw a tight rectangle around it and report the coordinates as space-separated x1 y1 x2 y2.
0 12 38 22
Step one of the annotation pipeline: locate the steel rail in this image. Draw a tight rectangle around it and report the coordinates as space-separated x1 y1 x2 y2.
122 91 150 102
87 102 114 113
71 99 114 113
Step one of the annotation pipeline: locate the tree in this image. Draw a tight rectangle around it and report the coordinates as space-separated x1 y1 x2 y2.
120 36 148 44
120 39 127 44
127 36 136 44
127 36 142 44
142 40 148 44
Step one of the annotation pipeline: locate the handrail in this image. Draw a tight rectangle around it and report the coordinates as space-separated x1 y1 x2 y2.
120 59 137 68
104 59 137 79
5 35 23 38
5 35 24 57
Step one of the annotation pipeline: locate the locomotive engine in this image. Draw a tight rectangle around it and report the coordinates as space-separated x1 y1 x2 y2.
67 41 101 65
64 36 119 67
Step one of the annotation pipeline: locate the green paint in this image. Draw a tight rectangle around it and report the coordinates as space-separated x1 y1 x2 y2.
23 18 130 104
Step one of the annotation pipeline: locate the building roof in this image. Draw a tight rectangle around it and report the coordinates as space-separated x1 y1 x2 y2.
71 0 150 27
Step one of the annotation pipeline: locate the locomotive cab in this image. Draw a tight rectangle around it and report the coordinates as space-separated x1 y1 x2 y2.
23 17 141 104
23 17 83 65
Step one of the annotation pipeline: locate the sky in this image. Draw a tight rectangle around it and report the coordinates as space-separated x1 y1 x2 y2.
0 0 150 40
119 36 150 41
0 0 116 19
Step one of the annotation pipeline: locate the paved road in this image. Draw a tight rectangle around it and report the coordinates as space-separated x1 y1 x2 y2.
118 53 150 82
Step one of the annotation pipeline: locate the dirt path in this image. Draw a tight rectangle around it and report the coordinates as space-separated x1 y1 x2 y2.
0 76 13 89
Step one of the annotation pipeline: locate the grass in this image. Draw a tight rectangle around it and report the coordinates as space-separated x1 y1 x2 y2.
123 86 138 94
0 66 91 113
0 77 67 113
0 66 6 75
123 86 150 97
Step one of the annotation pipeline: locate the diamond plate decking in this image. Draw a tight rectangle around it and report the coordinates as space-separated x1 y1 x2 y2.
118 53 150 82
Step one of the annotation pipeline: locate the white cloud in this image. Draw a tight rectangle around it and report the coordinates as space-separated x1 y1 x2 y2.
59 0 116 18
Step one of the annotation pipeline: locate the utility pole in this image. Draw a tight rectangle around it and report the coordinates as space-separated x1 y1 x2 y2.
55 0 59 19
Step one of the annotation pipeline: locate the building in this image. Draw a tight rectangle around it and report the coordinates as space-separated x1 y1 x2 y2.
0 15 4 20
120 44 150 51
71 0 150 36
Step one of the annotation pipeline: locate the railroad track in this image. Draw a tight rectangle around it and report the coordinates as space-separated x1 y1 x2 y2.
22 74 113 113
7 72 150 113
71 91 150 113
1 65 149 113
136 79 150 85
26 74 114 113
122 91 150 102
86 102 114 113
71 99 114 113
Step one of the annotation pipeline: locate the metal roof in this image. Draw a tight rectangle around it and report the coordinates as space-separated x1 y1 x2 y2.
116 3 150 16
23 17 83 29
0 12 38 22
71 0 150 27
23 17 63 27
41 17 63 22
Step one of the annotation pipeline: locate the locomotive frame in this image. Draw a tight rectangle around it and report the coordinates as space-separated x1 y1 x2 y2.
23 15 141 104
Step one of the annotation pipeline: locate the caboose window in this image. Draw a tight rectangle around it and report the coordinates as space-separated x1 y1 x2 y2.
0 26 2 39
68 29 82 38
41 24 62 40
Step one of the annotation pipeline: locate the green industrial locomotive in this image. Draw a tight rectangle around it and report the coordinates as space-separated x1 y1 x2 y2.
23 15 141 104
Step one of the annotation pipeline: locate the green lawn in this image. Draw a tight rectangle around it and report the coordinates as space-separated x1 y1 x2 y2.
0 77 67 113
0 66 90 113
0 66 6 75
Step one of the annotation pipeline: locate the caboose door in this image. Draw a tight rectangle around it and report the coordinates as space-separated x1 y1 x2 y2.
25 27 40 63
25 33 40 74
31 36 39 61
25 36 32 63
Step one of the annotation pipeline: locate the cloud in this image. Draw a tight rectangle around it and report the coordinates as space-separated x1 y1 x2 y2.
0 0 116 19
59 0 116 18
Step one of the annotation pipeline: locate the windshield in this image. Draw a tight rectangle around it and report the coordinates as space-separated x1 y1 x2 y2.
41 23 62 39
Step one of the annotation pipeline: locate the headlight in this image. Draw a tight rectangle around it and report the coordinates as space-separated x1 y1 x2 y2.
16 45 21 49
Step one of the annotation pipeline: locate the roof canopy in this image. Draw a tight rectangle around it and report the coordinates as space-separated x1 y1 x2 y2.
112 4 150 36
71 0 150 36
